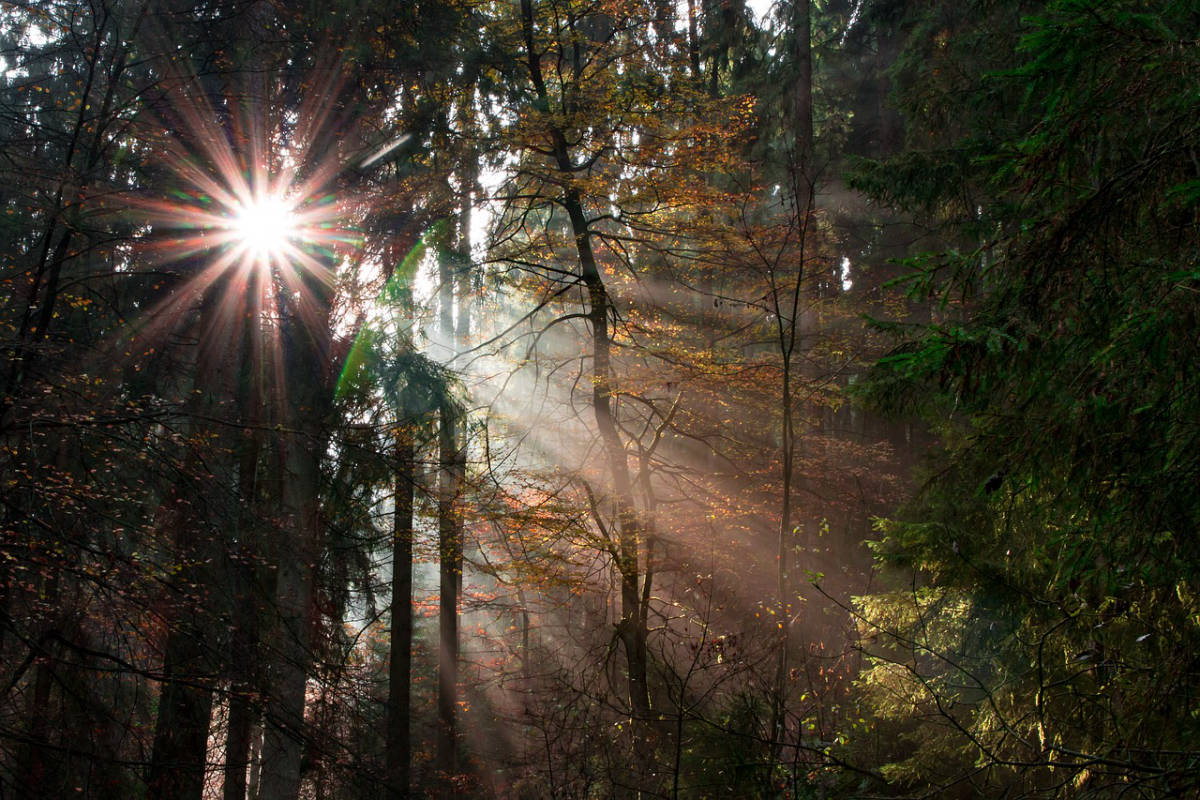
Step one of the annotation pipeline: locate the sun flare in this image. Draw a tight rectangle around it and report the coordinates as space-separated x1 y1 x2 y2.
230 194 298 261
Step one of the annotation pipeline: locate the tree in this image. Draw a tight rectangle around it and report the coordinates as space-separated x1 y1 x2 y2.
0 3 207 794
848 0 1200 794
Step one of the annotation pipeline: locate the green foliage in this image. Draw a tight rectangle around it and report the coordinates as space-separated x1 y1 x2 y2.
850 0 1200 795
335 222 460 418
678 691 775 796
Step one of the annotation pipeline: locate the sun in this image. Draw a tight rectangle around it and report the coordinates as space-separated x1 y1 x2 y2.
229 194 298 262
131 67 367 327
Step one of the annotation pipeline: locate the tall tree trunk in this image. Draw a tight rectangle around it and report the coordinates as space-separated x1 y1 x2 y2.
224 461 262 800
686 0 701 82
435 176 471 785
769 0 814 770
563 188 652 721
148 272 241 800
519 0 652 726
224 277 266 800
258 275 332 800
224 637 256 800
456 90 477 352
148 627 216 800
768 353 796 769
789 0 814 210
258 413 322 800
144 333 223 800
436 402 463 782
386 428 415 800
18 607 58 796
438 200 456 346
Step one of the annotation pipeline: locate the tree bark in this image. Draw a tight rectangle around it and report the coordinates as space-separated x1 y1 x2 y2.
224 674 256 800
148 628 216 800
386 429 415 799
258 275 332 800
224 487 262 800
224 276 266 800
519 0 652 724
148 272 240 800
563 188 652 721
436 402 464 782
768 0 814 770
435 173 472 786
789 0 814 209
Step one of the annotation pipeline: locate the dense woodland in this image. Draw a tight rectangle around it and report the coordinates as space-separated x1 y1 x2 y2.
1 0 1197 797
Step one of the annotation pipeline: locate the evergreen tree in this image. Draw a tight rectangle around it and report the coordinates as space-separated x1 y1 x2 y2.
850 0 1200 794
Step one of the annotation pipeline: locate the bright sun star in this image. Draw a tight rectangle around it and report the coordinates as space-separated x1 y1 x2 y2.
230 194 297 261
134 73 363 316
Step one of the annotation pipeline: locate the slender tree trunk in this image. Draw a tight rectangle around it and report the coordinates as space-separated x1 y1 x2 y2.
562 189 651 720
224 676 255 800
386 428 415 800
147 487 219 800
768 355 796 770
225 283 265 800
521 0 651 718
436 402 462 782
686 0 701 82
768 0 814 772
457 92 477 352
258 424 322 800
18 622 57 796
146 417 221 800
435 177 471 785
438 209 455 346
519 6 652 791
224 508 261 800
790 0 814 208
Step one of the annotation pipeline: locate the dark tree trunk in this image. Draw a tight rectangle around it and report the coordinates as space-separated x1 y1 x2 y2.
18 638 57 796
769 0 814 769
225 285 265 800
519 0 652 730
563 188 652 721
436 403 463 782
224 690 255 800
386 429 415 799
224 536 261 800
148 273 241 800
258 272 333 800
148 630 216 800
435 172 471 786
790 0 814 206
147 488 220 800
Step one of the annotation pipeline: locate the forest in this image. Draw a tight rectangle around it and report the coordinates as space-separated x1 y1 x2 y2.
0 0 1197 797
